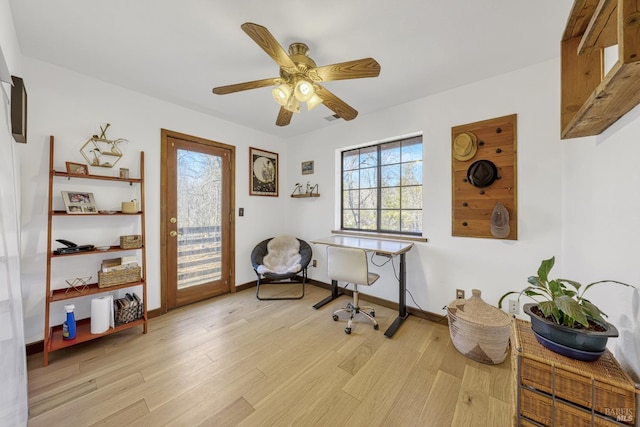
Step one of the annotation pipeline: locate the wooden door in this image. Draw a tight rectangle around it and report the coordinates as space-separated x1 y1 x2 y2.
160 130 235 310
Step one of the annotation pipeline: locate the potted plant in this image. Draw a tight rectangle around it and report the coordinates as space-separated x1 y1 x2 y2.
499 256 636 361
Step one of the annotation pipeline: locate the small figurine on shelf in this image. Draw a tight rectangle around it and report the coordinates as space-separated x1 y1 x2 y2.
291 182 303 196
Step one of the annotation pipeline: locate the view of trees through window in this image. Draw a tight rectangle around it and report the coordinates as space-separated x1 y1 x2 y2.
341 135 423 235
176 149 223 288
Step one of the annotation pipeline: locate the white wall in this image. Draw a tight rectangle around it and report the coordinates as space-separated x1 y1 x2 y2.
562 109 640 381
286 59 564 316
18 57 289 343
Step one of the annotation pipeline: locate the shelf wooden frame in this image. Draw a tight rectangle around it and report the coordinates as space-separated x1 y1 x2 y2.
48 317 145 352
561 0 640 139
43 136 148 366
291 193 320 198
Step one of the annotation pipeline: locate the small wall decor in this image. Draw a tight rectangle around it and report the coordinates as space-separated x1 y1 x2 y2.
10 75 27 143
61 191 98 214
301 160 314 175
291 181 320 198
66 162 88 175
80 123 128 168
249 147 278 196
451 114 517 239
119 168 129 179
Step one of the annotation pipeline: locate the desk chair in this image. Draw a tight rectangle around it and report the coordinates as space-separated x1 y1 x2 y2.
327 246 379 334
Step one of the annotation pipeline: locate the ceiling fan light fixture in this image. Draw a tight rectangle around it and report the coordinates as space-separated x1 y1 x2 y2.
272 84 292 106
293 78 315 102
284 95 300 113
306 93 323 111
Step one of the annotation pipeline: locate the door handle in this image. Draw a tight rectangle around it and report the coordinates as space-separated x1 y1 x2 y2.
170 217 177 224
170 231 178 238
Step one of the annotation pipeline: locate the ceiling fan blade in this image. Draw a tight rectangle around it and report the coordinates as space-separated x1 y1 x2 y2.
241 23 296 70
276 107 293 126
314 86 358 121
313 58 381 82
212 77 282 95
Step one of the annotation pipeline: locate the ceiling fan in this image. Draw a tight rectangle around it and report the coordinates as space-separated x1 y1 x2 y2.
212 23 381 127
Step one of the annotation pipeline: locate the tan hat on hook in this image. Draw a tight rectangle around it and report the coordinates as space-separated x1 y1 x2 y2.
452 132 478 161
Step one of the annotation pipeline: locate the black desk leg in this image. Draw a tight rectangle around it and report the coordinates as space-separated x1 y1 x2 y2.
384 252 410 337
313 279 343 309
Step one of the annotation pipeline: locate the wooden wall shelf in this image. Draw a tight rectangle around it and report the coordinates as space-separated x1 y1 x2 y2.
291 193 320 198
561 0 640 139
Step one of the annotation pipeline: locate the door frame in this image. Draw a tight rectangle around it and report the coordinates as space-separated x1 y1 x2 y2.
159 129 236 314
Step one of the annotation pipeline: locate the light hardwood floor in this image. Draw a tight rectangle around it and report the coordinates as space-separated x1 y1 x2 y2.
27 285 514 426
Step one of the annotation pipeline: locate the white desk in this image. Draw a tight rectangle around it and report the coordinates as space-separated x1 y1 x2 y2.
310 235 414 338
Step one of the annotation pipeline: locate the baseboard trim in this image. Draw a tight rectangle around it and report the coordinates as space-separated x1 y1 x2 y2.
239 278 448 324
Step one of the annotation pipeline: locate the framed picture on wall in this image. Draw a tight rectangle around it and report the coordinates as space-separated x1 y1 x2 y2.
10 76 27 143
301 160 314 175
66 162 89 175
249 147 278 196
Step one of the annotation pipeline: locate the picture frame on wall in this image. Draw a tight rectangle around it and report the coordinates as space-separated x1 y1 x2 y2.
249 147 278 196
10 75 27 143
61 191 98 214
66 162 89 175
301 160 314 175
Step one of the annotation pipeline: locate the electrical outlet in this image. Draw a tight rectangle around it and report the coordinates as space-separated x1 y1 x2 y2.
456 289 465 299
508 299 519 315
312 259 317 268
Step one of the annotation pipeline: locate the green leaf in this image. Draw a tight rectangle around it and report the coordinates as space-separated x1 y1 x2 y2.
497 291 518 308
538 301 556 318
522 290 547 299
537 257 555 283
558 278 582 292
581 299 607 323
582 280 635 295
527 276 544 288
548 279 561 295
555 295 588 327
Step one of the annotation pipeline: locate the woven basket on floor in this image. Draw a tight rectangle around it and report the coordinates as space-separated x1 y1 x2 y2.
447 288 511 364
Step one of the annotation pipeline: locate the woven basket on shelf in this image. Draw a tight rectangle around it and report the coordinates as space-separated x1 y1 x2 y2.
97 265 141 288
447 288 511 364
120 234 142 249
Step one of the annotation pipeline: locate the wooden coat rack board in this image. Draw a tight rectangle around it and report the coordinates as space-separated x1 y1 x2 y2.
452 114 518 239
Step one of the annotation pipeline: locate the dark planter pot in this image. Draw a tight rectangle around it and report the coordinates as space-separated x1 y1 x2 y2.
523 303 618 361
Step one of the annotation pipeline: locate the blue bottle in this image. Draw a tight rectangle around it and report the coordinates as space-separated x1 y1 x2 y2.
62 304 76 340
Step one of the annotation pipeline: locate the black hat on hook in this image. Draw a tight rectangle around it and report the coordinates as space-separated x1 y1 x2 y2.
467 160 498 188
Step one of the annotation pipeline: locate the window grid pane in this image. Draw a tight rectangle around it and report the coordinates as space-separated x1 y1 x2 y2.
341 136 423 235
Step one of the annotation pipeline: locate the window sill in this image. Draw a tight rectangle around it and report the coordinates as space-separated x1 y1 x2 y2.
331 230 428 243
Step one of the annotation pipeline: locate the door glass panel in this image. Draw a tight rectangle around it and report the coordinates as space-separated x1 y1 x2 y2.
177 149 223 289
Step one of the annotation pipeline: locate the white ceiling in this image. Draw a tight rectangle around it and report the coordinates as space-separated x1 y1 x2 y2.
9 0 573 138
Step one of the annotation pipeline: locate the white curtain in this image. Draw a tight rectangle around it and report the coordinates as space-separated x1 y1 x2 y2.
0 80 28 425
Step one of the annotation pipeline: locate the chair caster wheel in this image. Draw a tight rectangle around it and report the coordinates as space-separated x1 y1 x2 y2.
374 324 379 330
332 315 339 321
370 311 375 317
345 327 351 334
